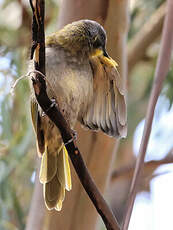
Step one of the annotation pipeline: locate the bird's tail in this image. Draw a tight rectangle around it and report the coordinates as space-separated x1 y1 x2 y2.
39 143 71 211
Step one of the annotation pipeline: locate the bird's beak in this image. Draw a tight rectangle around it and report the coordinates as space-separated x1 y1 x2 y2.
103 47 110 58
91 47 118 68
101 47 118 68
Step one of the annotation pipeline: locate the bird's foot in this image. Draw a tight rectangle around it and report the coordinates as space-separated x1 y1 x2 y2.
46 98 56 113
64 130 77 146
71 129 77 141
41 98 56 117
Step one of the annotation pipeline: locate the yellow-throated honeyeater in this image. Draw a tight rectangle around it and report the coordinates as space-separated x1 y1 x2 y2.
30 20 127 211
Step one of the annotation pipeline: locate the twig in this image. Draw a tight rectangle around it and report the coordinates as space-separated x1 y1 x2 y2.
29 0 120 229
122 1 173 229
128 2 166 73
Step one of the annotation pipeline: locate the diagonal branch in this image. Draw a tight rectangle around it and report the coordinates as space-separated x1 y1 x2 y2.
128 2 166 73
29 0 120 229
122 1 173 229
111 153 173 182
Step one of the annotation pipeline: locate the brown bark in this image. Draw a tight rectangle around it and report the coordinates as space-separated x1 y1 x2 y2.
104 0 129 87
57 0 109 29
45 1 129 230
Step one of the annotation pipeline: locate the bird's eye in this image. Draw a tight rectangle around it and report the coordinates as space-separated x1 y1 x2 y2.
93 37 102 49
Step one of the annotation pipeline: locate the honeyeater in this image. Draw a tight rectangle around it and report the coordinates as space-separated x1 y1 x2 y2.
30 19 127 211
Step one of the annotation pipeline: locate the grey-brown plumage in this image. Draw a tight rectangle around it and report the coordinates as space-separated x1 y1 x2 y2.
30 19 127 211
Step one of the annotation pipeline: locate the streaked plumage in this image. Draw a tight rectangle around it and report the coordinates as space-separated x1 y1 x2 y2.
30 19 127 211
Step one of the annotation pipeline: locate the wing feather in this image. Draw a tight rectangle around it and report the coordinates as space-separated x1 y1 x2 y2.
30 98 45 155
81 56 127 138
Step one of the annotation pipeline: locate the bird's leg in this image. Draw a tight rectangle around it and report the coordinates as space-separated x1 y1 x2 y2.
42 98 78 146
71 129 77 141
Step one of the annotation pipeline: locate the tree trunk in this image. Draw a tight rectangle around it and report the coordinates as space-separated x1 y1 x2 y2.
25 160 46 230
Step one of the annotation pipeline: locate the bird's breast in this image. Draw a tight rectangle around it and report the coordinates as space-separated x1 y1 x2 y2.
45 47 93 128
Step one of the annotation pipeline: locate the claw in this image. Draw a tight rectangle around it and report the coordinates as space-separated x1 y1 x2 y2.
64 130 77 146
46 98 56 113
72 130 77 141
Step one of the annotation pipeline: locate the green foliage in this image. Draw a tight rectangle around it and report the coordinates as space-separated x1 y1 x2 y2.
141 59 173 108
0 50 35 230
142 0 164 9
163 68 173 107
129 0 164 40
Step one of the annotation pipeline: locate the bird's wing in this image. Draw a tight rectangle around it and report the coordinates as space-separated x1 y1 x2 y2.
30 98 45 155
81 56 127 138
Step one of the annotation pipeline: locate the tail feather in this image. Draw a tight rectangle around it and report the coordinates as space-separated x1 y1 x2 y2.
64 146 72 191
55 181 65 211
57 146 72 191
55 201 62 211
39 146 57 183
40 142 71 211
44 175 63 209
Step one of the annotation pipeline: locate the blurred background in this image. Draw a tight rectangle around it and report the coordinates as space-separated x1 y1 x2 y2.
0 0 173 229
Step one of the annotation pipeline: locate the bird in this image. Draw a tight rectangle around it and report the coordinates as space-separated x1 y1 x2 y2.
30 19 127 211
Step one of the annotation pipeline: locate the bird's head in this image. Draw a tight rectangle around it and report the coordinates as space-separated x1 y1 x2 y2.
46 20 117 67
82 20 108 57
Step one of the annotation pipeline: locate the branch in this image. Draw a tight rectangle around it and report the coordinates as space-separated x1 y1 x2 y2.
29 1 120 229
128 2 166 73
111 154 173 181
122 1 173 229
